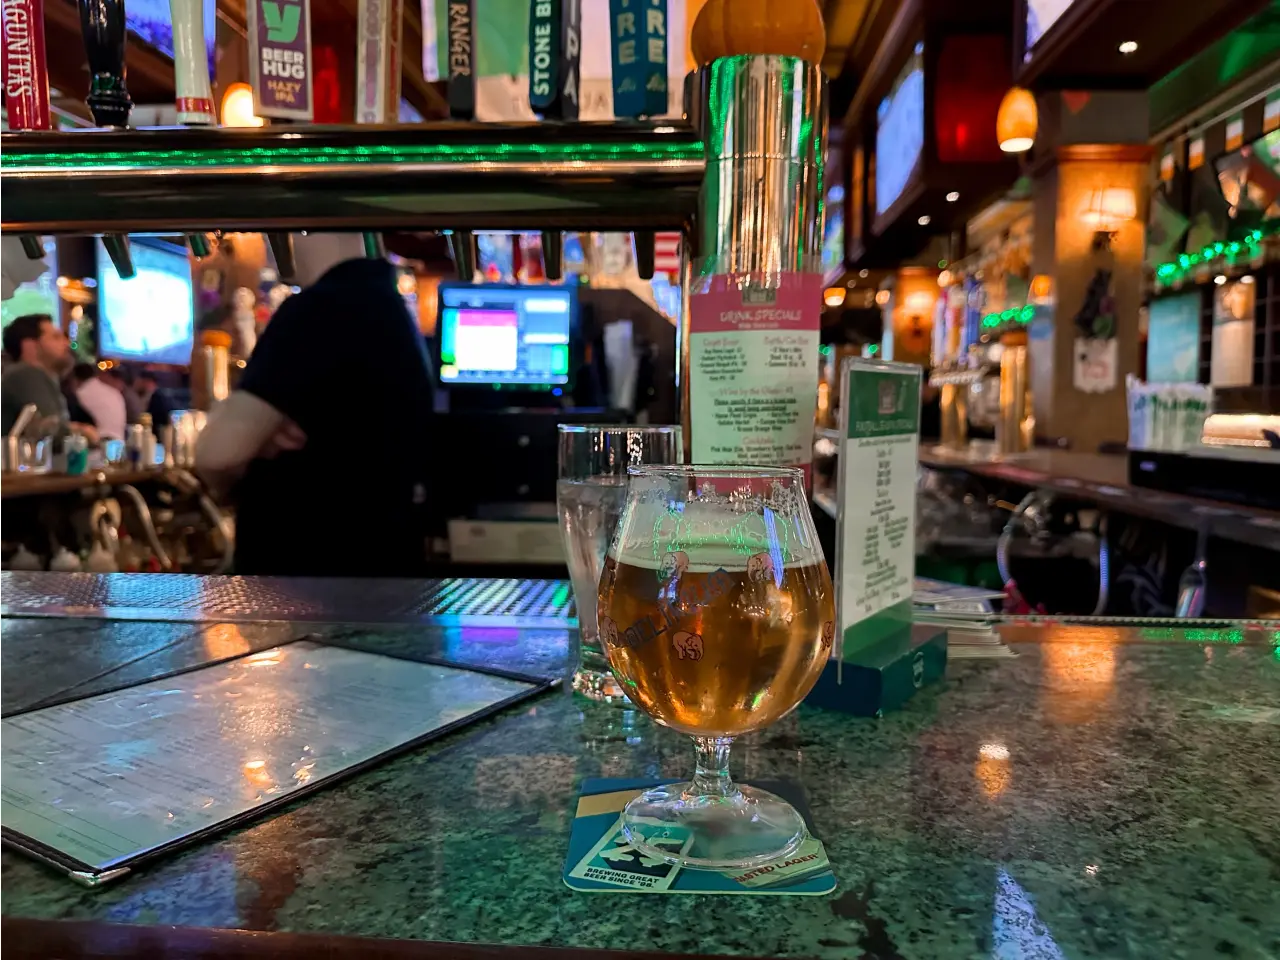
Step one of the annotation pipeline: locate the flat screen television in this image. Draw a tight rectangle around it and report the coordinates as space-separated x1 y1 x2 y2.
1215 129 1280 221
1146 292 1201 383
1024 0 1078 55
1 237 57 329
875 43 925 219
97 239 195 365
436 283 576 387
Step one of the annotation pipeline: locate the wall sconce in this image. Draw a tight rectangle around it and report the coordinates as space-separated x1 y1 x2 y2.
823 287 846 307
904 291 934 314
1081 187 1136 249
1030 274 1054 301
997 87 1037 153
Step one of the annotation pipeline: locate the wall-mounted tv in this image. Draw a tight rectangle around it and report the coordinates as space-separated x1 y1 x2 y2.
97 239 195 365
1215 129 1280 221
126 0 216 76
1147 292 1201 383
1024 0 1078 56
1 238 57 330
874 43 925 219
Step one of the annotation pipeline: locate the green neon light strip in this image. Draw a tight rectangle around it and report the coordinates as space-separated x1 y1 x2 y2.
0 139 706 172
1154 226 1274 283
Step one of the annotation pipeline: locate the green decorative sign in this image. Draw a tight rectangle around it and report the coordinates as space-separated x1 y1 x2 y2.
846 367 922 440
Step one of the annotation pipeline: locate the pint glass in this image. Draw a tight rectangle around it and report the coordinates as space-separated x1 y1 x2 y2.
556 424 682 702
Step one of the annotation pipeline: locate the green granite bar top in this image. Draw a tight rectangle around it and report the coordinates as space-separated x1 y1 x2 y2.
2 617 1277 959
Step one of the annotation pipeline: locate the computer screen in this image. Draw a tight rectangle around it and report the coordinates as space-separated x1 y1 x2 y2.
437 283 576 387
97 239 194 365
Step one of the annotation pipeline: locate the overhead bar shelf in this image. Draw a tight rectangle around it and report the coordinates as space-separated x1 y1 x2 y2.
1 122 706 234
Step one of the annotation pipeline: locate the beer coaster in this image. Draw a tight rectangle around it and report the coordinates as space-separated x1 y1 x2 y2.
562 778 836 895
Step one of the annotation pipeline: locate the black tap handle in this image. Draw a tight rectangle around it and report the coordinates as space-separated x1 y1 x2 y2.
632 231 655 280
78 0 132 127
541 231 563 281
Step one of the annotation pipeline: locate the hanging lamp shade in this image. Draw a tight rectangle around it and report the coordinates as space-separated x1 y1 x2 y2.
996 87 1037 153
690 0 826 65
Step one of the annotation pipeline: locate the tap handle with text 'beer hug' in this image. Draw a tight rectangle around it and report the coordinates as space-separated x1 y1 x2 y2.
77 0 131 127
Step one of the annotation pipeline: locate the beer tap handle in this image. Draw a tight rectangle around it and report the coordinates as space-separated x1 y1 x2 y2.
632 231 655 281
187 233 212 259
528 0 580 121
445 0 476 120
363 232 386 259
542 231 563 282
446 231 477 281
77 0 132 127
101 234 136 279
267 234 296 281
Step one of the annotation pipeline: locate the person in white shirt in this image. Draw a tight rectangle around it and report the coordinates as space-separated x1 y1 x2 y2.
71 363 127 441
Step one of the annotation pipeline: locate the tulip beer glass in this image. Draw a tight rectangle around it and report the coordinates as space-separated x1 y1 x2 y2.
596 465 835 869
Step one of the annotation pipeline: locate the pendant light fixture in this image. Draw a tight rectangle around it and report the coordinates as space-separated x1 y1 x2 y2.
997 87 1037 153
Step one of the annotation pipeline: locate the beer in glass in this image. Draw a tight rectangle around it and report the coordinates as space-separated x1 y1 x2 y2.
597 465 834 869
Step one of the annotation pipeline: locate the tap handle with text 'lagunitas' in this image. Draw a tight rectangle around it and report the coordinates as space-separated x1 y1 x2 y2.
2 0 51 130
77 0 131 126
169 0 215 123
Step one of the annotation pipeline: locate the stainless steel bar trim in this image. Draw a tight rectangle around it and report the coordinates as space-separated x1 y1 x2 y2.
3 159 707 180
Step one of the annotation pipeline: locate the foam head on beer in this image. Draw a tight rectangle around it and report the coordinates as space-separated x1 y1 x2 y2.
597 469 834 738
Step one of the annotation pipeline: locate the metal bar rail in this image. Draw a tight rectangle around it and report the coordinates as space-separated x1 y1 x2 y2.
0 121 706 234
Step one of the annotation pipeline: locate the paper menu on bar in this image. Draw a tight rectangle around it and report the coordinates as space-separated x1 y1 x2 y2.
687 272 824 481
1 642 536 873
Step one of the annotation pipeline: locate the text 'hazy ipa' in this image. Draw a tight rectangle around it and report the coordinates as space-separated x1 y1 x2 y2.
598 548 835 737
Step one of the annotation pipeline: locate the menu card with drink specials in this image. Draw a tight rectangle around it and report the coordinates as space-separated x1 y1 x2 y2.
688 273 824 483
834 358 921 654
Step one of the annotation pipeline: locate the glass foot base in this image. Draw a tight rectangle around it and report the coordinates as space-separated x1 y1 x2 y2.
621 782 807 871
571 667 630 705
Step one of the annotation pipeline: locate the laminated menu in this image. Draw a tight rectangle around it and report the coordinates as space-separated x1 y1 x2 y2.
688 273 824 482
834 358 922 653
2 640 546 884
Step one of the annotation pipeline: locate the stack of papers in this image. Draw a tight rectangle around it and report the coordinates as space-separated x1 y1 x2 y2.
912 578 1014 659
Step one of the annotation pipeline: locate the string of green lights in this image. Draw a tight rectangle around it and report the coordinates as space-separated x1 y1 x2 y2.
972 224 1276 331
1153 225 1273 286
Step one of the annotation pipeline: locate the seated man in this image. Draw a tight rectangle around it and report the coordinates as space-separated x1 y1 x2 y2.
2 314 98 443
196 234 436 577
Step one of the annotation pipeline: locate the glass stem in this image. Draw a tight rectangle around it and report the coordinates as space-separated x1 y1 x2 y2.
690 736 739 799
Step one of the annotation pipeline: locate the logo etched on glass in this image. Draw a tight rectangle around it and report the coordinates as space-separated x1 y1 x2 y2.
747 552 774 584
672 631 704 661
